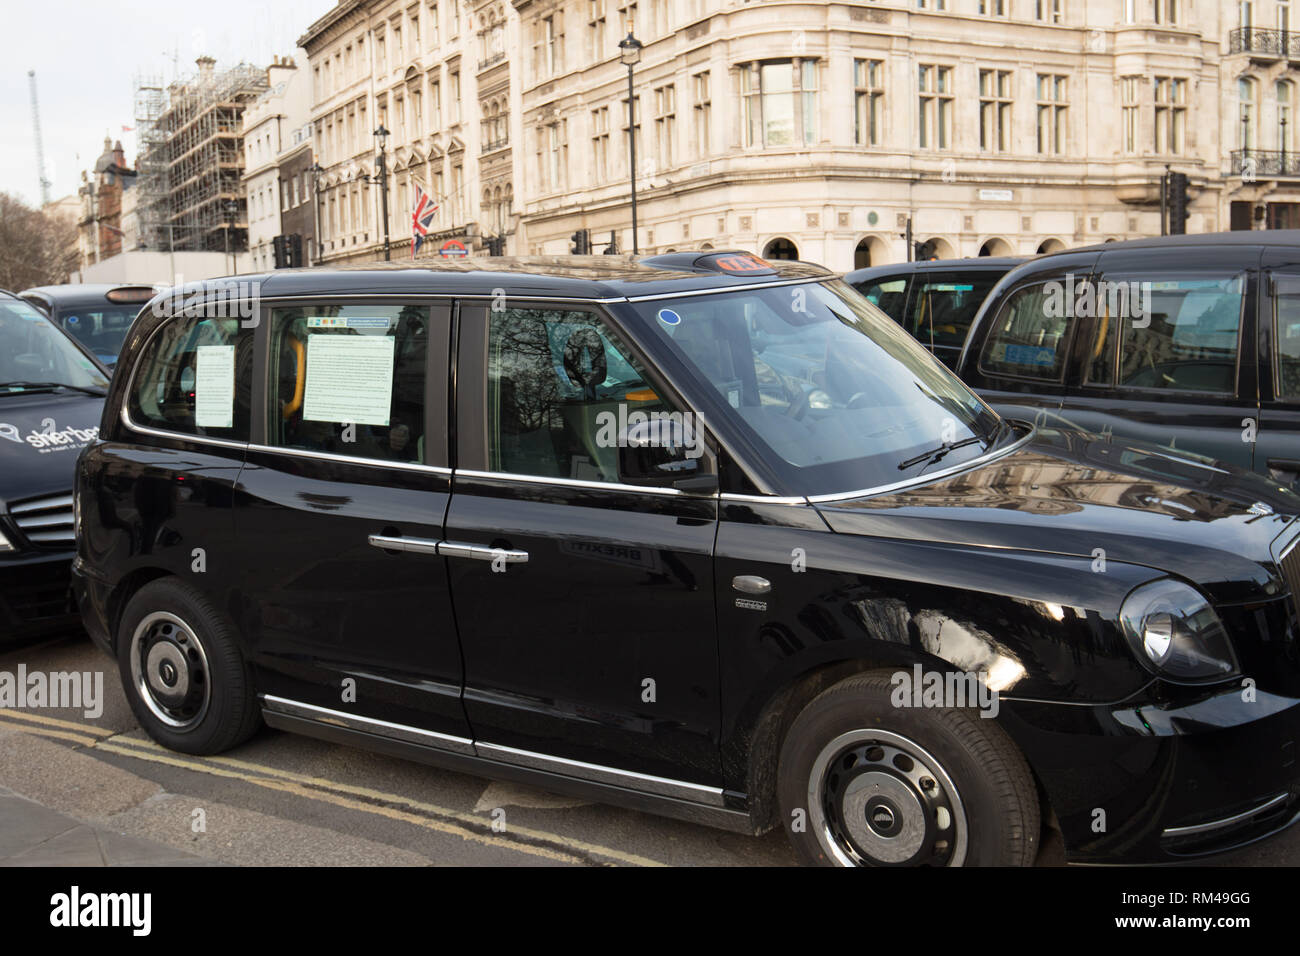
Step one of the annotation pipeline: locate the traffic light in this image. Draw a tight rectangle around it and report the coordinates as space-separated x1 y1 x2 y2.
570 228 591 254
485 235 505 255
272 234 305 268
603 231 619 255
1167 172 1190 235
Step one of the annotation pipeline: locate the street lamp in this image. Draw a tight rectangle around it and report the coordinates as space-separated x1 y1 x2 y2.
309 161 325 265
374 124 392 261
618 27 643 255
224 199 239 275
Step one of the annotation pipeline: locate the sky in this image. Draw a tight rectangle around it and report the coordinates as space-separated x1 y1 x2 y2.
3 0 338 208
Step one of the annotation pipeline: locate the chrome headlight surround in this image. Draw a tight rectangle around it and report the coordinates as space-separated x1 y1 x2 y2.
1119 578 1240 684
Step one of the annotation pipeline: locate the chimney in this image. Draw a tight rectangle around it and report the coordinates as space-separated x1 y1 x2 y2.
196 56 216 77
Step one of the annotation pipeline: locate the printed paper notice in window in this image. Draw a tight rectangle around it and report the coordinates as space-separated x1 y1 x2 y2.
194 345 235 429
302 334 395 426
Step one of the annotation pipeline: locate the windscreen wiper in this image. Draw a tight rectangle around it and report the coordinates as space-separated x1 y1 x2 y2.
897 436 982 471
0 380 107 396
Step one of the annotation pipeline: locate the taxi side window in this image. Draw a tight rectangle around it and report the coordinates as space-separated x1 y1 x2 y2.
1274 274 1300 401
1115 273 1242 394
854 277 907 322
268 305 428 464
128 313 251 440
487 307 673 482
906 272 1004 352
979 281 1072 381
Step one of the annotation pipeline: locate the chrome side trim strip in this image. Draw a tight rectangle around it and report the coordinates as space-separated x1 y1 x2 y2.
120 404 250 451
259 695 476 755
454 468 690 497
806 430 1036 504
622 277 823 302
245 442 453 475
720 492 810 506
475 741 727 807
252 292 628 305
1162 793 1289 839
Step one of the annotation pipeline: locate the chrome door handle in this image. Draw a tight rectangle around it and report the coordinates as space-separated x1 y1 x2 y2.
438 541 529 564
367 534 442 555
732 575 772 595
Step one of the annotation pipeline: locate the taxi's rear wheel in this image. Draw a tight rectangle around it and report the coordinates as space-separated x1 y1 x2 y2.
117 578 261 755
777 671 1039 867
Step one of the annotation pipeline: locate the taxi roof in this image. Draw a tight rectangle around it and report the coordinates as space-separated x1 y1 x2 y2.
158 253 834 305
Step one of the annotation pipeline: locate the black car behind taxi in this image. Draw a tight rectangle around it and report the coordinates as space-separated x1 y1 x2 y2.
72 254 1300 866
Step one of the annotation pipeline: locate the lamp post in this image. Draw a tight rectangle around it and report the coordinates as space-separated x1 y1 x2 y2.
618 28 643 255
309 161 325 265
374 125 392 261
1283 114 1290 174
224 199 239 275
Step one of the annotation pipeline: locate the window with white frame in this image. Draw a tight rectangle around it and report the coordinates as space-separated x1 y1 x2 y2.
979 0 1006 14
693 71 712 155
1036 73 1068 154
1035 0 1064 23
654 84 676 168
1153 76 1186 154
1240 76 1258 149
589 0 606 62
854 59 883 146
741 60 819 148
1121 76 1140 154
1154 0 1178 25
918 64 953 149
592 106 610 179
979 68 1012 153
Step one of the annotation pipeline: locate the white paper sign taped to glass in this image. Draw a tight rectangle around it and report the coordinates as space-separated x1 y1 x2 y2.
302 334 395 426
194 345 235 429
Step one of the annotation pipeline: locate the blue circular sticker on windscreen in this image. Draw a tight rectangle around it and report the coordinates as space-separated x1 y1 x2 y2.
66 315 79 325
657 308 681 327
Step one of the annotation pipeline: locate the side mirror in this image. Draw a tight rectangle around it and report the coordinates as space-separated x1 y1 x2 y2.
617 415 716 493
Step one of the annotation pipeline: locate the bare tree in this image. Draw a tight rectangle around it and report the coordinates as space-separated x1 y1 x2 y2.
0 192 78 291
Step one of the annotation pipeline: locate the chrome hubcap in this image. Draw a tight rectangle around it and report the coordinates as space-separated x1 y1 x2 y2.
808 729 967 866
130 611 210 731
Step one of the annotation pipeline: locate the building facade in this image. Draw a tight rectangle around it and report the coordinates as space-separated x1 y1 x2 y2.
76 138 137 270
242 54 315 272
299 0 1300 271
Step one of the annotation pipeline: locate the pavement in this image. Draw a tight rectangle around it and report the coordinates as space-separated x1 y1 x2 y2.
0 785 216 866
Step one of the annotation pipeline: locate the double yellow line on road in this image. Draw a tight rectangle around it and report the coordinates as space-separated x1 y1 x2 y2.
0 708 666 867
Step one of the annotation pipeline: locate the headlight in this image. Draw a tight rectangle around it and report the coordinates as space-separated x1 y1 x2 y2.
1119 579 1239 683
0 529 12 552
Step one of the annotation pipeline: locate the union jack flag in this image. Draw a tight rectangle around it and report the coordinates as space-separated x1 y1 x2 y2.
410 182 440 257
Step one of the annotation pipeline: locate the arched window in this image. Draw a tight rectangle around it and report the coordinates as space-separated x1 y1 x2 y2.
763 237 798 260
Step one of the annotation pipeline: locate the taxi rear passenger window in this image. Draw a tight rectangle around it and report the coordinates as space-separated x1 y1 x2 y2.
128 314 251 440
1115 273 1242 394
979 281 1071 381
487 308 675 482
268 305 428 464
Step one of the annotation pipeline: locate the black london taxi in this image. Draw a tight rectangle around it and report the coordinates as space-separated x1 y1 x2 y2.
957 230 1300 501
21 283 159 370
73 253 1300 866
0 291 109 644
845 257 1024 369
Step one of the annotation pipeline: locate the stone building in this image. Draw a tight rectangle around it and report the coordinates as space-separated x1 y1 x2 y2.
299 0 1300 270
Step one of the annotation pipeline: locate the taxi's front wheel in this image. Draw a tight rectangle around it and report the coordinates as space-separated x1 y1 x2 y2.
117 578 261 755
777 672 1040 866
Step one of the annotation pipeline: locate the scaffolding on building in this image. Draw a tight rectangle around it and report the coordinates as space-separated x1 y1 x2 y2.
133 58 269 255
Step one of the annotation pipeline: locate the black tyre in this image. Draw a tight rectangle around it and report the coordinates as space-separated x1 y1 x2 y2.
116 578 261 755
777 671 1039 866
